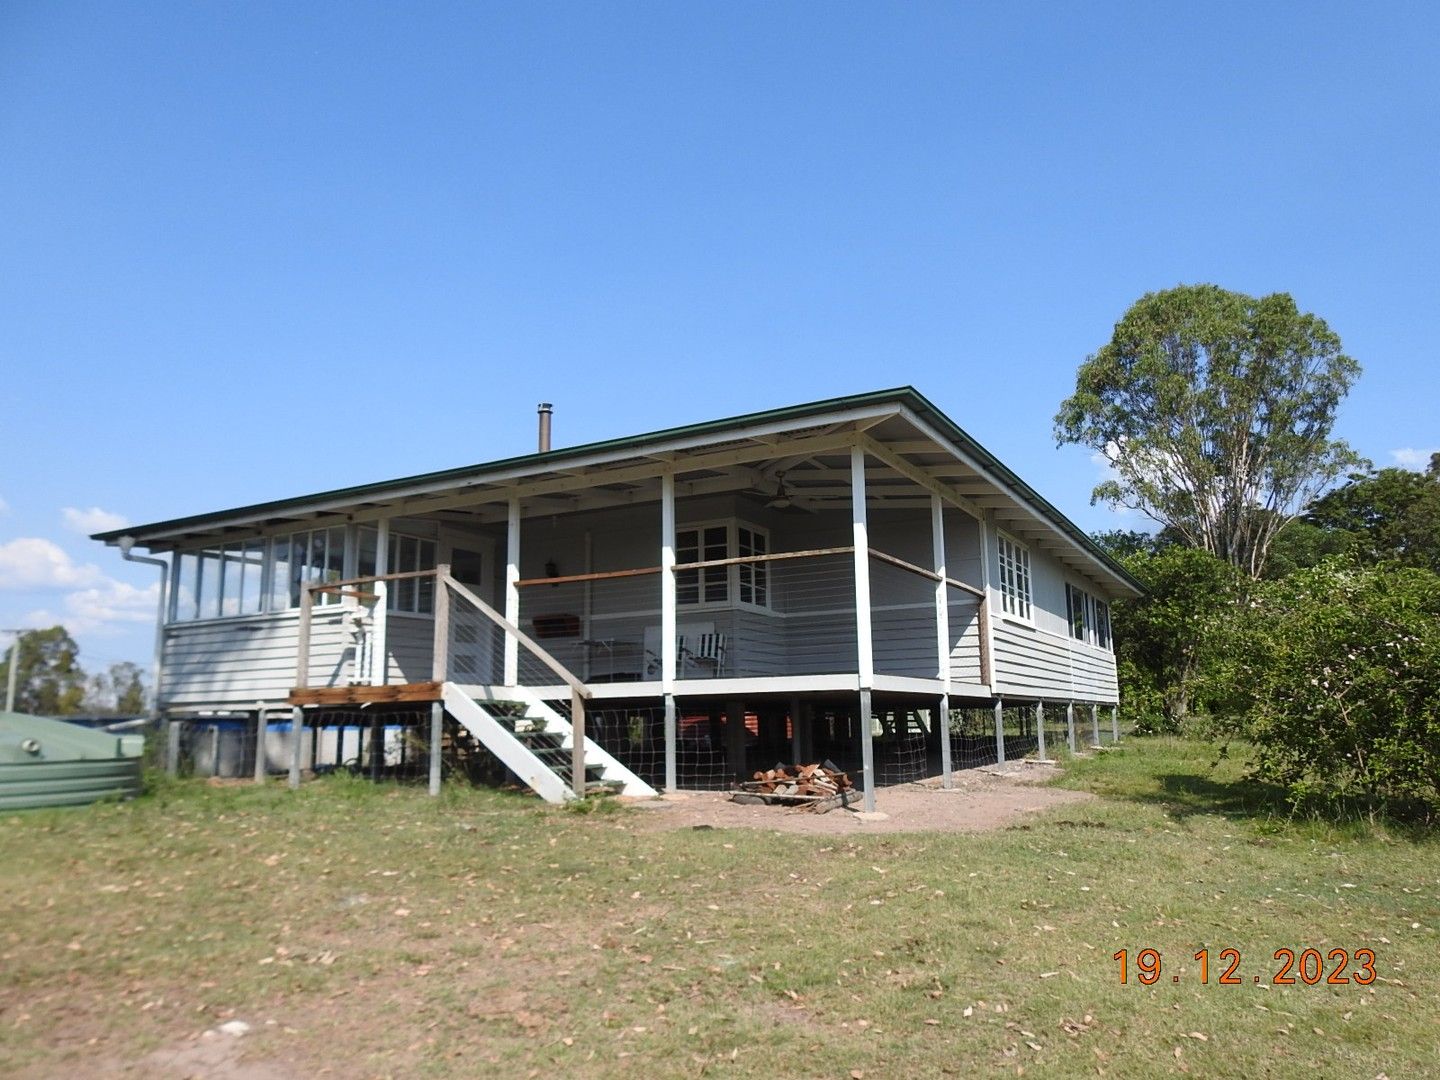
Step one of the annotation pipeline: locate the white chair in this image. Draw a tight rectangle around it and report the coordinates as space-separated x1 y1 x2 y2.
681 633 727 677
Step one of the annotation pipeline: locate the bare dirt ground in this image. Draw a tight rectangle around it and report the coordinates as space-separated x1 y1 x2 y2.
622 759 1095 835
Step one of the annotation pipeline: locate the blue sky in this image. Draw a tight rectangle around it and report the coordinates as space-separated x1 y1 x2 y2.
2 1 1437 673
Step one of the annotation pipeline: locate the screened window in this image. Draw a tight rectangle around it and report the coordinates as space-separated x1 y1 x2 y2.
996 533 1031 619
1094 600 1112 650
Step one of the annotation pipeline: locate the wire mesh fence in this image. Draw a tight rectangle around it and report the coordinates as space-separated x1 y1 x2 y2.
304 707 433 782
1000 703 1038 761
1038 703 1069 760
580 705 734 790
166 715 262 779
947 706 999 770
876 708 931 785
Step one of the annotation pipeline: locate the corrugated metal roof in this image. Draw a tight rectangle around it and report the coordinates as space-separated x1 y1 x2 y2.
92 386 1144 595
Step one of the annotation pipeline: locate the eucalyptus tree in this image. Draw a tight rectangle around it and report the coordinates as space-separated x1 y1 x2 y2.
1056 284 1362 578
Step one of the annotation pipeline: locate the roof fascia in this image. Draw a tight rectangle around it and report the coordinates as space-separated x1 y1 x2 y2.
102 403 903 547
891 402 1144 597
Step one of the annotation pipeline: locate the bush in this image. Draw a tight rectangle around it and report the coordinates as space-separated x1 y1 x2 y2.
1110 546 1246 733
1222 559 1440 819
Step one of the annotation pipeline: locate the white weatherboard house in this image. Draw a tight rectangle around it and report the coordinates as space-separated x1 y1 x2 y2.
95 388 1142 810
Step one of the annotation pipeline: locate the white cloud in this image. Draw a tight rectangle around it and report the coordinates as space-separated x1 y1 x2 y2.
0 538 105 589
62 506 129 535
1389 448 1439 470
56 579 159 634
17 581 159 637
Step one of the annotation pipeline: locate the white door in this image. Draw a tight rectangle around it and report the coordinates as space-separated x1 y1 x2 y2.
442 539 497 685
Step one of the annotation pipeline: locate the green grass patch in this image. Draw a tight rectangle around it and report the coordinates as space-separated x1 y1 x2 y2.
2 742 1437 1078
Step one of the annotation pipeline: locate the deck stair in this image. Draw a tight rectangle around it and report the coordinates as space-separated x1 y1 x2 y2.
440 682 655 804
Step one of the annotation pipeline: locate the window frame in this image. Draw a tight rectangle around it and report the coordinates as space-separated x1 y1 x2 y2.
1064 580 1114 652
674 518 772 612
1094 598 1112 651
167 525 439 623
1065 582 1091 642
995 531 1032 622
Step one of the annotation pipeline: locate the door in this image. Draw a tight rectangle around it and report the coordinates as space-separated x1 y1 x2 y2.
442 540 498 685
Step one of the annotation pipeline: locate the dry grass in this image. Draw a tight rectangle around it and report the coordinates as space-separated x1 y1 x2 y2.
2 739 1437 1078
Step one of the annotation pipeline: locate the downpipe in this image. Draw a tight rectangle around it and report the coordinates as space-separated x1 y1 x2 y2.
117 536 170 771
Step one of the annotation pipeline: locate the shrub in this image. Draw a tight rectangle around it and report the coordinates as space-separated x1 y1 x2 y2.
1223 559 1440 819
1110 546 1246 733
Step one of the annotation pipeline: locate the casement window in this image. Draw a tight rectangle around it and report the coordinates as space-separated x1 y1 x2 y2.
1066 582 1090 641
737 525 768 606
386 533 438 614
1066 582 1113 651
996 532 1032 620
676 520 771 609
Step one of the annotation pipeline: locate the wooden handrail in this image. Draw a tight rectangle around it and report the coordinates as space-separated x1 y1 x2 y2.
674 545 855 573
868 547 985 599
304 568 436 592
516 565 660 588
439 573 592 699
515 546 858 588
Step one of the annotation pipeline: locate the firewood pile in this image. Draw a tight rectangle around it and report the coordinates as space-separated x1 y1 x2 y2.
732 761 860 813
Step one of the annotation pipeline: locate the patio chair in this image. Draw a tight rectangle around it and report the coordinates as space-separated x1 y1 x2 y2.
681 632 727 677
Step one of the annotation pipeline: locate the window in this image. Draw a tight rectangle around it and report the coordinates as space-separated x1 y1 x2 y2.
172 527 345 621
675 521 770 608
996 533 1031 619
271 528 345 610
387 532 437 613
676 524 729 605
737 526 768 606
1065 582 1113 650
1066 583 1090 641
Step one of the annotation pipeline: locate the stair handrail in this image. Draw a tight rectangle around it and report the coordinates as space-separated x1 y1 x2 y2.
439 571 592 797
437 572 592 700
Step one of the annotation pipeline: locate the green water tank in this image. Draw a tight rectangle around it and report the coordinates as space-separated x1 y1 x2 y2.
0 711 144 811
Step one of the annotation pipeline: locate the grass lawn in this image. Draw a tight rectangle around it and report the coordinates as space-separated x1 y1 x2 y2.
2 737 1437 1078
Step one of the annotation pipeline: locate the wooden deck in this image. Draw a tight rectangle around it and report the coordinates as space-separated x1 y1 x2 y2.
287 682 443 706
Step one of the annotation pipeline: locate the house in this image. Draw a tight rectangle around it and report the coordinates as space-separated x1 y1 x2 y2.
93 387 1142 810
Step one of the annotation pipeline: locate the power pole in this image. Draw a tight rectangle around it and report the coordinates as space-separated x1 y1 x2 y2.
3 630 23 714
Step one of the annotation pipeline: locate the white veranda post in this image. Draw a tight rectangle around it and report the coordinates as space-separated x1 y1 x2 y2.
931 494 953 789
661 471 677 792
505 499 520 686
851 444 876 813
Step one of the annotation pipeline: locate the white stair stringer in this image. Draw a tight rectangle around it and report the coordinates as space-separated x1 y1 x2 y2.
503 684 657 798
441 684 572 804
442 682 657 802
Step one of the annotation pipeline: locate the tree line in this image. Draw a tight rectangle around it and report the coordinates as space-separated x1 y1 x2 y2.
1 626 148 717
1058 284 1439 820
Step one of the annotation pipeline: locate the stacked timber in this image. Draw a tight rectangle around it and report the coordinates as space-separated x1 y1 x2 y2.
732 762 860 813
